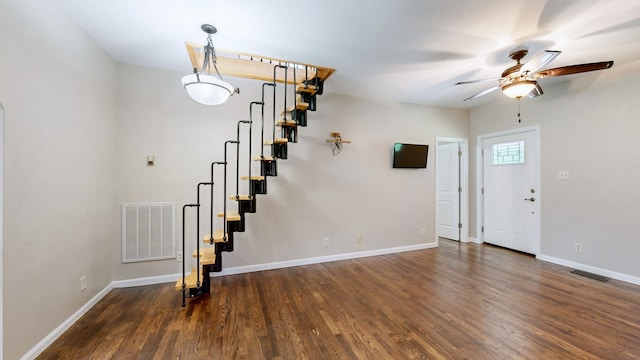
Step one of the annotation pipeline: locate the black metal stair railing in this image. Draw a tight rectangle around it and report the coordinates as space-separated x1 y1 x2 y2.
209 161 225 272
271 65 288 160
181 203 199 308
222 140 239 252
254 84 278 177
196 181 213 289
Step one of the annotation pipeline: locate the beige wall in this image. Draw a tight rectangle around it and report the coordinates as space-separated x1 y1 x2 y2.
114 63 470 280
470 71 640 278
0 1 118 359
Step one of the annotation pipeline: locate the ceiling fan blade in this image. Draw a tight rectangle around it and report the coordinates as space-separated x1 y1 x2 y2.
455 78 500 86
463 86 500 102
527 84 544 98
520 50 561 74
536 61 614 78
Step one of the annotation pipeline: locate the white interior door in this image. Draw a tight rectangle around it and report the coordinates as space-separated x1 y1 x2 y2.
0 103 4 357
437 142 460 240
482 128 539 254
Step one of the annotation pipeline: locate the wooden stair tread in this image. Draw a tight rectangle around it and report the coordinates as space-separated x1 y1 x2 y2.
253 156 275 161
275 119 297 127
216 212 241 221
175 267 203 290
280 102 308 114
229 194 253 201
203 229 227 243
296 84 317 94
192 247 216 265
264 138 289 145
240 175 265 181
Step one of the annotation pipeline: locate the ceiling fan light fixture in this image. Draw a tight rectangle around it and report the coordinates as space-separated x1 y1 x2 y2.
501 80 537 99
182 73 235 105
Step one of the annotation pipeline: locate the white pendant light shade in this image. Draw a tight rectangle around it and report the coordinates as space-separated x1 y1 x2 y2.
182 73 235 105
501 80 537 99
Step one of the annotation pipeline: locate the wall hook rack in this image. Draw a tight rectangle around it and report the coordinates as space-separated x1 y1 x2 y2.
326 132 351 155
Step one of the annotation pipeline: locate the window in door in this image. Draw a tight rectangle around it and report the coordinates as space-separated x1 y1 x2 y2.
492 140 525 165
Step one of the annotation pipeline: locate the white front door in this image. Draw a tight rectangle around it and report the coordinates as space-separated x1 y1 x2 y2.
437 142 460 240
482 127 540 254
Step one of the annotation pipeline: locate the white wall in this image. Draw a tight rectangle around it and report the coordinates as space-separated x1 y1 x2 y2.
115 63 469 280
0 1 118 359
469 72 640 279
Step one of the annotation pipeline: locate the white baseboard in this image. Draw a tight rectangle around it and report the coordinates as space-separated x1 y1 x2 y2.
467 237 481 244
20 282 115 360
537 254 640 286
213 242 438 277
116 242 438 286
113 274 181 288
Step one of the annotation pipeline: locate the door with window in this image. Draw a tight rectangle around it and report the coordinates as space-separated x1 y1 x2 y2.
482 128 540 254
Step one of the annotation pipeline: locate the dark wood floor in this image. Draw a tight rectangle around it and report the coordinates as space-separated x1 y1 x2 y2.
38 240 640 359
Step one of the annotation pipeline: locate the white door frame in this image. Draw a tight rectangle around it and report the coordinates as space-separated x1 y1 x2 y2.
1 102 4 359
435 137 469 243
476 125 541 253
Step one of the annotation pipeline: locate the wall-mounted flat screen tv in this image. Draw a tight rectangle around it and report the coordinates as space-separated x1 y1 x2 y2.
393 143 429 168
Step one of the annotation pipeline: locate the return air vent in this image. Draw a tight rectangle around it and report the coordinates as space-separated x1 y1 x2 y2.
122 202 176 263
570 269 609 282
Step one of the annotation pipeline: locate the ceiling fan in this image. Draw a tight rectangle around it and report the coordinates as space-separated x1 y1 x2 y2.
456 49 614 102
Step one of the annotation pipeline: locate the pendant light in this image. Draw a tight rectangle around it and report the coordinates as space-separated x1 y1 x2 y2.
181 24 239 105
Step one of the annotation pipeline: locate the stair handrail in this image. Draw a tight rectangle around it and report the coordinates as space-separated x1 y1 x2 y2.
272 65 287 146
223 140 239 243
234 121 251 199
181 203 199 308
196 182 213 290
209 161 225 245
259 83 274 158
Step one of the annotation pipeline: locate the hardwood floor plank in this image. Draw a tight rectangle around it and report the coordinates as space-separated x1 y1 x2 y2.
36 240 640 359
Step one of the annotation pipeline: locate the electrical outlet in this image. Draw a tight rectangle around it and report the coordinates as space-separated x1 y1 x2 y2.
357 235 363 244
176 251 183 262
323 238 330 247
421 228 426 236
80 275 87 292
574 243 583 253
558 170 570 180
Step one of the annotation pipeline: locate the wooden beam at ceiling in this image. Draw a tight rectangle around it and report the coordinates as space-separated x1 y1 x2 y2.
185 42 334 85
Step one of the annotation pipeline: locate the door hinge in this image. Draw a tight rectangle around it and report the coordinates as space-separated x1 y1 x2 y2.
458 150 462 157
458 186 462 193
481 149 484 156
458 223 462 229
481 188 484 195
481 226 484 232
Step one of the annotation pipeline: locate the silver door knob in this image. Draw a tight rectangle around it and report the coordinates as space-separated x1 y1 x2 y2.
524 197 535 202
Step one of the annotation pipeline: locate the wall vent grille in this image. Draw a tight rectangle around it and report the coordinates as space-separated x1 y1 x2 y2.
121 202 176 263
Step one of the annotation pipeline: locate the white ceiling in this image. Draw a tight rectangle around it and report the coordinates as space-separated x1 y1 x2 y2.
58 0 640 109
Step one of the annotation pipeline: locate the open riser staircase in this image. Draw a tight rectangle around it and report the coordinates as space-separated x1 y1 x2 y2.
176 64 328 307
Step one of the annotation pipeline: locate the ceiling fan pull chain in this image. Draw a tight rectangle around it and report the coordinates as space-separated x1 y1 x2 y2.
517 98 522 123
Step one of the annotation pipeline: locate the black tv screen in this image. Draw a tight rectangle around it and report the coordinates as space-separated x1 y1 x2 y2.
393 143 428 168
